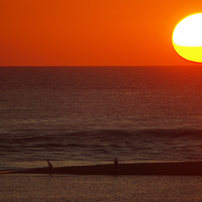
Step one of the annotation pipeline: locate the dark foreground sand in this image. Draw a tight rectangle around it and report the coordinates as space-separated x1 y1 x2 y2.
2 161 202 175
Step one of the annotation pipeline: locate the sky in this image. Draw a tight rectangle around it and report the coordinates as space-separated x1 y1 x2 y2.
0 0 202 66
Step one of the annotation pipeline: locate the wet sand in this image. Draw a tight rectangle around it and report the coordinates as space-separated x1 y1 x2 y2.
2 161 202 175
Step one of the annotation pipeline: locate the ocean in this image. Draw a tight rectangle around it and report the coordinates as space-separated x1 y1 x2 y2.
1 66 202 201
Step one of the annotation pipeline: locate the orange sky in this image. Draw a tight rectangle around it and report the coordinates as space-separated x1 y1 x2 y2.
0 0 202 66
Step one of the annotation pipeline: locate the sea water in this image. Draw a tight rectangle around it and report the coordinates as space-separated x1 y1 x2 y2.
1 66 202 170
1 66 202 201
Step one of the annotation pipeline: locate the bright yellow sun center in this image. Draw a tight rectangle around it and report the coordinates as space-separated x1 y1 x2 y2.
172 13 202 63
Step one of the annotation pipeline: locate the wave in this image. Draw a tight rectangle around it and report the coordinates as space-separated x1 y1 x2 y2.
0 129 202 153
1 128 202 141
68 143 87 147
2 128 202 171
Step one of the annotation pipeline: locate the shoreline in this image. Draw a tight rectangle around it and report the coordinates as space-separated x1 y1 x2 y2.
1 161 202 175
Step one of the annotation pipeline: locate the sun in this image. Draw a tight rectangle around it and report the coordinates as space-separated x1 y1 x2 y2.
172 13 202 63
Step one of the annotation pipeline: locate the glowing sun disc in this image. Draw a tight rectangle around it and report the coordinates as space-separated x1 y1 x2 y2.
172 13 202 63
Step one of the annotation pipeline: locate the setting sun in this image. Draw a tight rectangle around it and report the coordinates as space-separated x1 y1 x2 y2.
172 13 202 63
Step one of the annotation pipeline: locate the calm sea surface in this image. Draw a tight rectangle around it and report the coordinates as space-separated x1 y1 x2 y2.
1 66 202 201
1 66 202 170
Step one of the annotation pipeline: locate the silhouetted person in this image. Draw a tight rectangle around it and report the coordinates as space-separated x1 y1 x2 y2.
47 160 53 169
114 158 118 170
47 160 53 175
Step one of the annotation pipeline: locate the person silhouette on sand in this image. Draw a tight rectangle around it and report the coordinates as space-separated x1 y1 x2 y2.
114 158 118 170
47 160 53 175
47 160 53 169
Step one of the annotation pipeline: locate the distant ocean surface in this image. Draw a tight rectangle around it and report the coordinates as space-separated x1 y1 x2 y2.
1 66 202 171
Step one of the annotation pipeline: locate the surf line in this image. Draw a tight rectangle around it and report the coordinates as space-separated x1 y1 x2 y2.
2 161 202 175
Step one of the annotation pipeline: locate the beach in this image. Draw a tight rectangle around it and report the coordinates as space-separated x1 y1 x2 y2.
2 161 202 176
1 174 202 202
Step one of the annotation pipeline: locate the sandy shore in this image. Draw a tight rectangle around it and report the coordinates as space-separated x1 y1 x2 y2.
1 161 202 175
